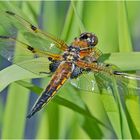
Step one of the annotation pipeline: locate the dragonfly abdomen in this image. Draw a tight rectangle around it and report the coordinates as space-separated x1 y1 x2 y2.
27 62 72 118
26 85 56 118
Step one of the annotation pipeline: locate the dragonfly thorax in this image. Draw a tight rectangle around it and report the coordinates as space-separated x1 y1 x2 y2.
62 46 80 62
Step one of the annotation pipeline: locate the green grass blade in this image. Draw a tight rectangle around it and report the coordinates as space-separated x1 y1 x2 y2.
117 1 140 138
0 64 44 92
0 1 41 139
117 1 132 52
105 52 140 71
1 82 29 139
17 80 111 130
0 1 140 139
71 1 85 32
36 113 49 139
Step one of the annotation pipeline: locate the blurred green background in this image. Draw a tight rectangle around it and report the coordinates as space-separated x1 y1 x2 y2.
0 1 140 139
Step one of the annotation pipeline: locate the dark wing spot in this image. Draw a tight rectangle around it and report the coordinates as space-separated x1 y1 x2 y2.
27 45 36 53
113 71 121 75
5 11 15 16
30 24 37 31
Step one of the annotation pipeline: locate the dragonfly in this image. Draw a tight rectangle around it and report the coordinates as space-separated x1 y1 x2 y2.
0 11 140 119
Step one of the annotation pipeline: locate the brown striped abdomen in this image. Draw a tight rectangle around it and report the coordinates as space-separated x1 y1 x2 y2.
27 62 73 118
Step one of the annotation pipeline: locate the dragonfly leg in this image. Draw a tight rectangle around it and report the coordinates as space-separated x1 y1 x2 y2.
39 71 52 75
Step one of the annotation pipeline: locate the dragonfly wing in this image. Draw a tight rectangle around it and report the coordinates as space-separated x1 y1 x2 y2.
0 35 61 61
16 57 51 75
94 71 117 95
79 47 103 62
70 72 101 93
113 71 140 96
0 36 56 75
92 47 103 60
94 68 140 97
70 63 140 97
0 11 68 52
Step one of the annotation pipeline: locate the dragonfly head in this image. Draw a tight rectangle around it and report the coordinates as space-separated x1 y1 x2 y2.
79 32 98 47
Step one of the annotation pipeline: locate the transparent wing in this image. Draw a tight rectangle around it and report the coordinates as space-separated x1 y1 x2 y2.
0 10 67 54
92 60 140 96
70 72 97 93
70 71 114 95
0 35 61 61
0 35 61 75
0 10 65 75
79 47 103 62
16 57 52 75
113 71 140 96
92 47 103 60
70 65 140 97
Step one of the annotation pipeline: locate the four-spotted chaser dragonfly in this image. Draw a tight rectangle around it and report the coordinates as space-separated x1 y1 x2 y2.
0 11 140 118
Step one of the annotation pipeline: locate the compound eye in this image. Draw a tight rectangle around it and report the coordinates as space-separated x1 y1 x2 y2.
79 32 98 47
91 34 98 46
79 33 88 40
